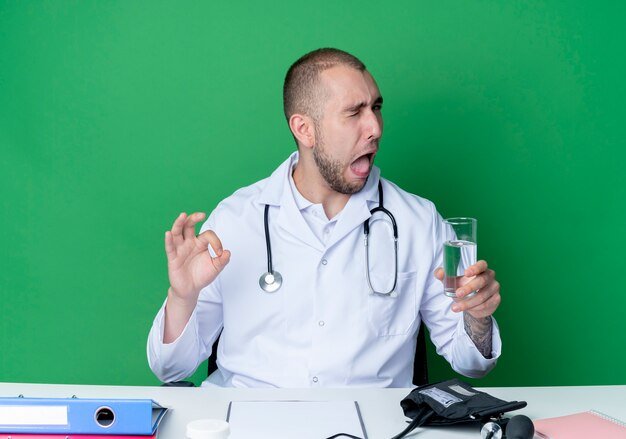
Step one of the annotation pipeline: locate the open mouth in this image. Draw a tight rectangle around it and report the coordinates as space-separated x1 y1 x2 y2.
350 152 375 178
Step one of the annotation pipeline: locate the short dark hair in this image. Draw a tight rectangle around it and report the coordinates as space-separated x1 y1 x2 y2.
283 48 366 123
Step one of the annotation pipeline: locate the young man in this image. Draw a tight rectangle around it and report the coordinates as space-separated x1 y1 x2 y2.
148 48 502 387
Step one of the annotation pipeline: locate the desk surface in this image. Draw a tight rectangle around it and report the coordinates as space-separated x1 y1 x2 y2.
1 382 624 438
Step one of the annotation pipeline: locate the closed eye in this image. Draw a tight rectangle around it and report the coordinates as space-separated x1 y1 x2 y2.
345 96 383 116
372 96 383 111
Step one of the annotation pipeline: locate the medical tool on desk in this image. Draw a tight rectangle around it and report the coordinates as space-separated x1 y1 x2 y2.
259 181 399 295
481 415 535 439
392 379 532 439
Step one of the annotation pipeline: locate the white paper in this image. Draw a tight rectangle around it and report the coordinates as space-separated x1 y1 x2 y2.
227 400 367 439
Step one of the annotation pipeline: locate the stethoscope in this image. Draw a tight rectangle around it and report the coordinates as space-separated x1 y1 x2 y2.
259 180 399 296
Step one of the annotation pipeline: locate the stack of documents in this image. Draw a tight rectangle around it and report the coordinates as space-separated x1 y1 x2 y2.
0 396 168 438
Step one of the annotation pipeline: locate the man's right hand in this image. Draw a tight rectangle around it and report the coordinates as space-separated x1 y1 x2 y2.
162 212 231 343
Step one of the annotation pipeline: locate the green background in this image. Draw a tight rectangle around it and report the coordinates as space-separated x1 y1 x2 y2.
1 1 624 387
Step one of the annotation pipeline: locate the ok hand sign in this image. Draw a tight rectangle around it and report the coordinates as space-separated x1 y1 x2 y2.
165 212 231 304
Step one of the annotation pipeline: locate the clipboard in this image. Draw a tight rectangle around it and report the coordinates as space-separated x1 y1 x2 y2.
226 400 367 439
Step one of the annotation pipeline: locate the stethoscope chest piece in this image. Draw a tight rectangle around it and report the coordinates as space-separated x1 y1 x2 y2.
259 271 283 293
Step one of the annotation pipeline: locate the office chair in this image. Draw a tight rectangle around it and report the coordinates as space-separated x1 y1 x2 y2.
164 318 429 387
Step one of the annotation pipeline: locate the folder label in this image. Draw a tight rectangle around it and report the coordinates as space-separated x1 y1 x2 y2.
0 405 68 425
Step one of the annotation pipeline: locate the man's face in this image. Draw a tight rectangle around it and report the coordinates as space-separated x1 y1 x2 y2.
312 65 383 194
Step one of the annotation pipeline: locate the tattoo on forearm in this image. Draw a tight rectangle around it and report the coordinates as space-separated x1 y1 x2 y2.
463 313 493 358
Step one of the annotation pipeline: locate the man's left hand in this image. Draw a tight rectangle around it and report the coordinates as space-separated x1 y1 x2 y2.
434 260 500 358
434 260 501 318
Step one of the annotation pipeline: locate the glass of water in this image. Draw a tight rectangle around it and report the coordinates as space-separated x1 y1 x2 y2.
443 217 477 298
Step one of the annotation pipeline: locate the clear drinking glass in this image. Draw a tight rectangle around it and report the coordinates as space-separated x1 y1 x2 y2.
443 217 477 298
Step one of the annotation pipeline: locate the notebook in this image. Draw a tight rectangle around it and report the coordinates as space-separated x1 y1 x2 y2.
533 410 626 439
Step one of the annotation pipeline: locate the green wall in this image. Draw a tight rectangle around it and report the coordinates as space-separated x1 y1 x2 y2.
1 1 624 387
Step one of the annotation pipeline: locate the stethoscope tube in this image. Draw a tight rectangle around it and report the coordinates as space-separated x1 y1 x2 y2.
258 204 283 292
264 204 272 274
364 181 398 296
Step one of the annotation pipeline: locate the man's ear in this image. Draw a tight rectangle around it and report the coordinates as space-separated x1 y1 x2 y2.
288 114 316 149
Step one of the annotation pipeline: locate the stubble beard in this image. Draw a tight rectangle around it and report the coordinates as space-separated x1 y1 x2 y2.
312 128 368 195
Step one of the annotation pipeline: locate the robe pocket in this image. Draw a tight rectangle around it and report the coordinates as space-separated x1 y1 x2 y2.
367 271 418 336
